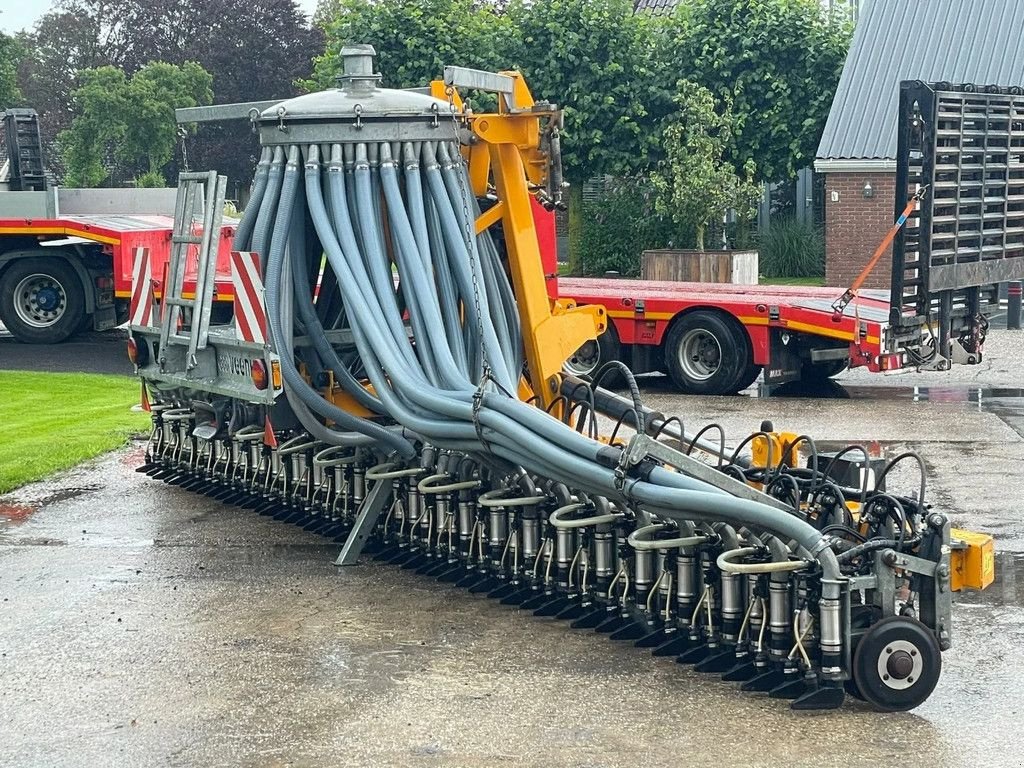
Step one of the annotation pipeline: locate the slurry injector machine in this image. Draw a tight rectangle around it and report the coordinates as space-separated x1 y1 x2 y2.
130 47 994 711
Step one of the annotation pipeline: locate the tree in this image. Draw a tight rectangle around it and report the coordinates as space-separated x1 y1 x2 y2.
105 0 320 193
0 32 23 108
660 0 852 182
61 61 213 187
15 2 123 179
651 80 760 252
502 0 666 266
308 0 510 91
18 0 317 189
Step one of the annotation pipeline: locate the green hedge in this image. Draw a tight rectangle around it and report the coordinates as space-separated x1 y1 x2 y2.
576 178 687 277
756 216 824 278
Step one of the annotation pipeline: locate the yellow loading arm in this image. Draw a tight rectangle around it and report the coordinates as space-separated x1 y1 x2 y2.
431 68 605 408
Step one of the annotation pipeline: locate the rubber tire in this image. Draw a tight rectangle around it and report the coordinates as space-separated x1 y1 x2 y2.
566 326 623 385
0 257 86 344
663 311 747 395
851 615 942 712
734 362 763 392
844 605 884 701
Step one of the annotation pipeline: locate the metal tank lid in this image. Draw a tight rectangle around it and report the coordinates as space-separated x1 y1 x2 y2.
257 45 459 145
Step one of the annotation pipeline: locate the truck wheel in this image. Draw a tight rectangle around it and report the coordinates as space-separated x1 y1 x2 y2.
734 362 763 392
664 311 747 395
565 327 622 383
0 257 86 344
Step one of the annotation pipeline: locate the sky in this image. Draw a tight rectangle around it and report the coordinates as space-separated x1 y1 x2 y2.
0 0 320 35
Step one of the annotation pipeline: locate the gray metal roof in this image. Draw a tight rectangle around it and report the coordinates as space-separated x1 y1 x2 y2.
817 0 1024 161
633 0 679 17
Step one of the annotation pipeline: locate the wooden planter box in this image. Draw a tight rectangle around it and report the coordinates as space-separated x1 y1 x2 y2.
641 249 759 285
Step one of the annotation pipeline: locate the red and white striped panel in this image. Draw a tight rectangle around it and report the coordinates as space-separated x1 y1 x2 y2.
129 247 155 327
231 251 268 344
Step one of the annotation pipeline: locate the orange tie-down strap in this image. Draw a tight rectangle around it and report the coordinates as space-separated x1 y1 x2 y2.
831 186 928 320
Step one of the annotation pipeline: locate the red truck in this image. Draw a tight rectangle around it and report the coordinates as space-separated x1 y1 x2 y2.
0 191 923 395
3 79 1010 395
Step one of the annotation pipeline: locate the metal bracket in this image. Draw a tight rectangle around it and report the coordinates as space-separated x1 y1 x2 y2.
334 477 394 566
621 434 796 514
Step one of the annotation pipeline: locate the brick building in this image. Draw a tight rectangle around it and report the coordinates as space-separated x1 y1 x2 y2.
815 0 1024 289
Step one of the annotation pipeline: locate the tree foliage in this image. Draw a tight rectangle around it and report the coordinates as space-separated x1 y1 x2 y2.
308 0 510 91
16 2 125 179
0 32 23 108
651 81 761 251
61 61 212 187
18 0 317 189
504 0 664 186
578 177 681 277
661 0 852 182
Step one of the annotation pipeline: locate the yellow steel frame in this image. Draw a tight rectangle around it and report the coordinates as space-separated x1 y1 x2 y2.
430 74 605 408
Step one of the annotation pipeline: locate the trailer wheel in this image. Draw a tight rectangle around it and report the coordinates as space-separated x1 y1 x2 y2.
565 326 621 383
734 362 763 392
663 311 746 395
0 257 86 344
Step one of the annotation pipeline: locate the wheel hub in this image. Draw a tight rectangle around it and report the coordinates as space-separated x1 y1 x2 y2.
876 638 924 690
35 286 61 312
565 339 600 376
678 328 722 381
14 273 68 328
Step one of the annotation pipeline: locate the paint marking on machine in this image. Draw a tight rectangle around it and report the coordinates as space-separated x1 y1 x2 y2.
231 250 268 344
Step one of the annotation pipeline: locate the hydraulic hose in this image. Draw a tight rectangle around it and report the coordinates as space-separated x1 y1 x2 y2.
259 138 842 580
263 146 415 459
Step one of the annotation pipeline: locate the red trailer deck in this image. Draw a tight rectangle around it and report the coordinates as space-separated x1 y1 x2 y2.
0 213 238 343
557 276 906 394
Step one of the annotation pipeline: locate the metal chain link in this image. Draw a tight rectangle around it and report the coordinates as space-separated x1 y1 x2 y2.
447 87 494 450
178 127 190 172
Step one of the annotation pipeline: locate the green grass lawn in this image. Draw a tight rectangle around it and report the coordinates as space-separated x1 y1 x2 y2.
759 276 827 286
0 371 151 494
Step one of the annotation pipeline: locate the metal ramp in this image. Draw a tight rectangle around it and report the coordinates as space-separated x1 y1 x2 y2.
158 171 227 372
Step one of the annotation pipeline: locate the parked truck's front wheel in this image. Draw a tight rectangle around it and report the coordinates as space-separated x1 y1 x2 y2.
664 311 748 395
0 257 86 344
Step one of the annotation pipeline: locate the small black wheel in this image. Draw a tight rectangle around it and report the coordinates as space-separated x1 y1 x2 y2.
844 605 883 700
0 255 86 344
852 615 942 711
663 311 746 395
565 326 622 383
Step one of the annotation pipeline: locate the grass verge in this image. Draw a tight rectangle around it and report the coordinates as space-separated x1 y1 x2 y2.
0 371 150 494
759 276 826 287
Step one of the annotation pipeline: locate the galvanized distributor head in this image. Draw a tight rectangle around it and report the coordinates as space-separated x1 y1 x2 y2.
256 45 459 145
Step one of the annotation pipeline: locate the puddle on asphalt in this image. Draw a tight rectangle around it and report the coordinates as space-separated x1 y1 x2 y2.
755 382 1024 404
0 486 101 528
0 503 38 524
957 552 1024 609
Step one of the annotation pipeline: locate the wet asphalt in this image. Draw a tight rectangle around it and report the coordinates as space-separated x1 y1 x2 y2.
0 325 134 376
1 329 1024 766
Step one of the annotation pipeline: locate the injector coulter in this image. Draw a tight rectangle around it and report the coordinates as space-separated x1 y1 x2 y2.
130 46 993 712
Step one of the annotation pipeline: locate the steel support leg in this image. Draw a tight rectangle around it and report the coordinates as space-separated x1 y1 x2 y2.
335 479 393 566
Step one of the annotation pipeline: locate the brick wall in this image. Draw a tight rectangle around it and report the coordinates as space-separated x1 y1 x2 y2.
823 171 896 289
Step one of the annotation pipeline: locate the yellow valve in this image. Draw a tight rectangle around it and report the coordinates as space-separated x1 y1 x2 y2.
949 528 995 591
751 430 800 469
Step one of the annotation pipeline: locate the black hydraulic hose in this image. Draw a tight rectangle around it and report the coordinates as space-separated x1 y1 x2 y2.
874 450 928 505
590 361 646 436
836 533 922 564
